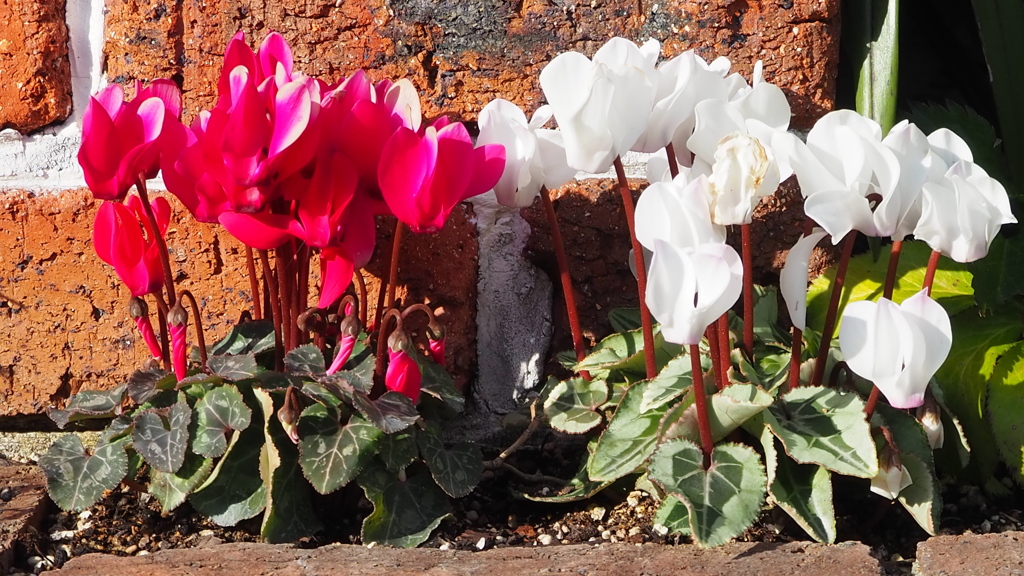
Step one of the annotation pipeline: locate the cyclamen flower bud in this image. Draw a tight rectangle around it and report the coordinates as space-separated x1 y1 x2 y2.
277 386 303 445
326 305 362 375
128 296 162 360
168 304 188 380
385 329 421 403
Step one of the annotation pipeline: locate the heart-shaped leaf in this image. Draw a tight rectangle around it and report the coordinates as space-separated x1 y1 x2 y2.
895 452 941 535
763 386 877 478
756 420 836 543
131 398 191 473
417 424 482 498
193 385 252 458
359 470 452 548
189 426 267 526
653 497 691 536
49 385 127 428
543 377 609 434
298 406 381 495
284 344 326 374
648 440 766 547
210 320 276 356
661 383 772 444
414 355 465 414
588 381 667 482
39 435 129 512
641 353 702 413
149 452 214 513
353 391 420 434
207 354 260 381
127 369 176 404
377 430 418 473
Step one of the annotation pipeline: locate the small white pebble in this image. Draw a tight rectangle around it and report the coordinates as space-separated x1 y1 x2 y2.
495 536 506 543
439 542 452 551
48 529 76 541
475 537 489 551
628 527 642 537
601 530 611 540
365 541 377 549
610 535 619 543
137 551 149 557
653 524 669 537
589 506 606 522
537 534 557 546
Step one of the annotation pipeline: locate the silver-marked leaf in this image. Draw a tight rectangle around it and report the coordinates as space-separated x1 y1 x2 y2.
149 452 214 513
189 426 267 526
896 452 940 536
415 355 465 414
661 384 772 444
763 386 877 478
588 381 667 482
127 369 176 404
648 440 766 547
523 442 614 503
39 435 129 512
360 472 452 548
319 370 373 396
207 354 260 381
284 344 326 374
210 320 276 356
299 382 342 407
298 406 381 494
378 430 418 473
608 308 642 333
543 377 609 434
641 352 702 413
576 325 678 377
49 385 128 428
255 388 322 543
758 419 836 544
354 392 420 434
131 399 191 473
653 497 691 536
193 385 252 458
417 424 482 498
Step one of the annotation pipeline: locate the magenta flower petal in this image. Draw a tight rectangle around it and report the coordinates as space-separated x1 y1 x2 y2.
317 247 355 310
268 80 312 158
385 349 422 403
218 211 299 250
258 32 294 82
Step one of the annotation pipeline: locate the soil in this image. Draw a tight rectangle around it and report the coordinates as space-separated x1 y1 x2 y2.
12 437 1024 576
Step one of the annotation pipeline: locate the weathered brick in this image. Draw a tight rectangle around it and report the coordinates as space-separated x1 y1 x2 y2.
0 0 72 132
916 530 1024 576
104 0 838 129
0 189 476 416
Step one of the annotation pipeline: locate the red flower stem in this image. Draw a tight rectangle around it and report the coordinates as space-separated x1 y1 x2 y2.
296 243 310 346
705 324 724 390
864 386 882 419
276 245 293 352
154 293 171 372
665 143 680 179
178 290 207 367
374 309 402 389
741 223 755 361
689 343 714 470
260 250 284 370
922 249 941 296
385 220 405 310
810 232 858 387
245 246 262 320
541 186 588 370
134 178 176 308
717 314 731 384
789 326 803 389
353 270 368 327
614 156 657 379
882 240 904 300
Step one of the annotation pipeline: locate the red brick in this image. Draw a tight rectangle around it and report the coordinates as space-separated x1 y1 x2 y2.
51 540 880 576
916 531 1024 576
0 0 72 132
103 0 838 129
0 190 476 416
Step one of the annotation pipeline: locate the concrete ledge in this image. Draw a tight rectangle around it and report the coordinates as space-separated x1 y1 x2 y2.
916 531 1024 576
51 540 880 576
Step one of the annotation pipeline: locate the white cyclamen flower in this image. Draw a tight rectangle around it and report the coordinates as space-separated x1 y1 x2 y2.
915 160 1016 263
635 174 725 252
705 132 781 225
477 99 576 207
539 37 658 173
838 290 952 409
780 228 829 331
646 238 743 346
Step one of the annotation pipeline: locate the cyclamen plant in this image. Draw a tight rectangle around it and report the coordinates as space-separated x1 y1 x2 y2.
480 36 1014 547
41 32 504 547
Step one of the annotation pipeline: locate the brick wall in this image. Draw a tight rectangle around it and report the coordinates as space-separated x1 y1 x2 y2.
0 0 840 418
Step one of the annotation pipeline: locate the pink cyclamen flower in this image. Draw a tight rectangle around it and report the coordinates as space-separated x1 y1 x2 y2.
129 296 162 360
92 195 171 297
385 348 422 403
427 336 446 366
379 119 505 233
78 80 182 201
168 304 188 380
326 305 361 375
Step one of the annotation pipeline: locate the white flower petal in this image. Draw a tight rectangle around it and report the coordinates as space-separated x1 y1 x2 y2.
780 229 828 331
804 189 878 240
